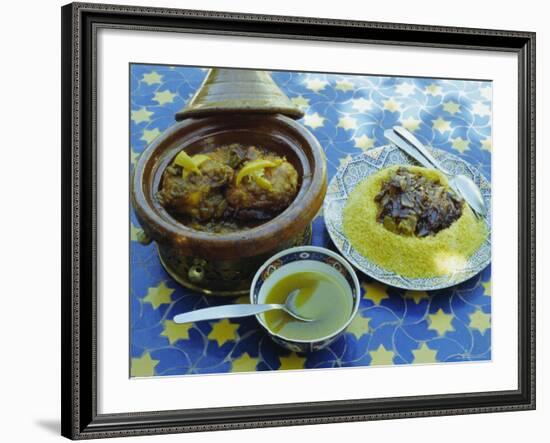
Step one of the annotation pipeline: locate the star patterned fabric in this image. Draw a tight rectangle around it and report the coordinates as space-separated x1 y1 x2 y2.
130 65 492 376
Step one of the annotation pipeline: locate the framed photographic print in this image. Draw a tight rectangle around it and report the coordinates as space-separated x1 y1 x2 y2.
61 2 536 439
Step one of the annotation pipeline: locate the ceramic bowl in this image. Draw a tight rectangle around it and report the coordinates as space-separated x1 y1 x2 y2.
250 246 361 353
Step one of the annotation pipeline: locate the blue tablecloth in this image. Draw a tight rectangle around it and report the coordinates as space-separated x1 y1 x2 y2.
130 65 492 377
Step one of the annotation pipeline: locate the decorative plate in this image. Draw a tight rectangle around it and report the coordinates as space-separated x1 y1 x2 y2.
323 145 491 290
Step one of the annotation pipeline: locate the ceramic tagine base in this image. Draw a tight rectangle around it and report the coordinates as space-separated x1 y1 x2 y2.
131 68 327 296
155 225 312 296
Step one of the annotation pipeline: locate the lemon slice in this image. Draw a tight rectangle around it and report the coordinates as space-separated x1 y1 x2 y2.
236 158 282 189
250 170 273 190
173 151 210 177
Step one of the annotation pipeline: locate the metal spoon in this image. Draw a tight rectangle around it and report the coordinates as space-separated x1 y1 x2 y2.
172 289 314 324
388 126 487 217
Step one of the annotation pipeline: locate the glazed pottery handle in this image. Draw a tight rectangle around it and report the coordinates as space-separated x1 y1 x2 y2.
135 228 152 245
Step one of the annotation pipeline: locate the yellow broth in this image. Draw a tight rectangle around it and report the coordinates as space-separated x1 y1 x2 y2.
263 271 353 341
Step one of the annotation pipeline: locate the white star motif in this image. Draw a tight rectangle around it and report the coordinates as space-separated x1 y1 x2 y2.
354 135 375 150
303 112 325 129
338 115 358 130
472 102 491 117
400 116 421 132
451 137 470 154
425 83 443 96
443 101 460 115
153 90 177 105
140 128 161 144
351 98 373 113
290 95 309 109
142 71 163 86
131 107 154 124
432 117 451 133
481 138 492 152
335 80 354 92
304 77 328 93
395 82 416 96
383 99 401 112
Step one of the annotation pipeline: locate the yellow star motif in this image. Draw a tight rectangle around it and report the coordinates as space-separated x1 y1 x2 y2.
161 319 193 344
425 83 442 95
291 95 309 109
346 314 371 339
481 138 492 152
153 90 177 105
335 80 354 92
130 148 140 165
404 290 429 304
131 351 159 377
338 154 353 169
303 112 325 129
278 352 306 370
412 343 438 363
208 319 239 347
231 352 260 372
140 127 161 145
481 280 491 297
142 281 175 309
369 344 395 365
428 309 454 336
395 82 416 96
469 309 491 334
443 101 460 115
337 115 358 130
351 98 373 113
451 137 470 154
130 223 141 242
383 99 401 112
354 135 375 151
142 71 163 85
131 107 154 124
401 116 421 132
472 102 491 117
304 78 328 93
362 281 389 305
432 117 451 133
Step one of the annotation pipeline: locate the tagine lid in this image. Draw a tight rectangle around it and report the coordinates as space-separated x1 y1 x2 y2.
175 68 304 121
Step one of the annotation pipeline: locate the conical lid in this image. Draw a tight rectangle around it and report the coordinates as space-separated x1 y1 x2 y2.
175 68 304 121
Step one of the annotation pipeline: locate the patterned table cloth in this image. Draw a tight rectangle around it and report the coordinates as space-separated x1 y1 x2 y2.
130 65 492 377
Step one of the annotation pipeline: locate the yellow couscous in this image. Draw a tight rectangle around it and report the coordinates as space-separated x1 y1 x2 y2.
342 165 487 278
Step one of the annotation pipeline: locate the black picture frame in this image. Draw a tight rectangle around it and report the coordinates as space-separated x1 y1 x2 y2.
61 2 536 439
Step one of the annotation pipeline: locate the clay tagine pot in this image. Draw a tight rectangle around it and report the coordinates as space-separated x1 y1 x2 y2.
131 68 327 295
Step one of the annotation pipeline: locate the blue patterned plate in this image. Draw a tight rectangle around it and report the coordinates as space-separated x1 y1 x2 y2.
323 145 491 290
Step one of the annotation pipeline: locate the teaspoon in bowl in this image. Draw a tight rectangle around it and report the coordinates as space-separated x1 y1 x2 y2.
173 289 314 324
